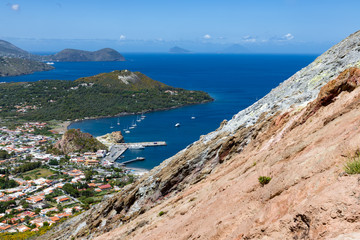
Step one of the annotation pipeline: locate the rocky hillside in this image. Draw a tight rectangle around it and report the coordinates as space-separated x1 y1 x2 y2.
0 40 33 58
54 129 106 154
46 48 125 62
41 31 360 240
0 57 54 77
97 131 124 147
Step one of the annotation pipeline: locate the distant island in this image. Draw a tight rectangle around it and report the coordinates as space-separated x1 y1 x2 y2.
0 57 54 77
169 46 191 53
45 48 125 62
0 39 126 77
0 70 212 121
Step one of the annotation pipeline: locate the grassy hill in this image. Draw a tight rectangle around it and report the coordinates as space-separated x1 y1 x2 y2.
0 70 213 121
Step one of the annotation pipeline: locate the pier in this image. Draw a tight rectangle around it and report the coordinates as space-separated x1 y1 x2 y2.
119 157 145 165
104 145 127 163
104 141 166 163
117 141 167 148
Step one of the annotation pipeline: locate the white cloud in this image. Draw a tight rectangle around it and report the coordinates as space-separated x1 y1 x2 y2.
203 34 211 39
242 35 257 43
284 33 294 40
281 33 294 41
119 35 126 40
11 4 20 11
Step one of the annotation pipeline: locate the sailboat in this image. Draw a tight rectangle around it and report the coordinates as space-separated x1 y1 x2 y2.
141 112 146 120
136 115 141 122
117 118 120 125
110 123 114 129
123 127 130 134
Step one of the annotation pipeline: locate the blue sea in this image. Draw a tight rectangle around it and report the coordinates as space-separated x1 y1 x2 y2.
1 54 317 169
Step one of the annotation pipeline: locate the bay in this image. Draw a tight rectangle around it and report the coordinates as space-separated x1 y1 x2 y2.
1 53 317 169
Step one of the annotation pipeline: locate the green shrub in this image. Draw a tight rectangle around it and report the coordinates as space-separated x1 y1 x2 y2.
158 211 165 216
258 176 271 186
344 157 360 174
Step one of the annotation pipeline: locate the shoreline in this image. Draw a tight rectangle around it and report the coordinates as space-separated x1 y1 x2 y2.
124 166 149 176
66 99 214 130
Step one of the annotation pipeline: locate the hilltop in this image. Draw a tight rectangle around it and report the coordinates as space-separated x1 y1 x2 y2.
0 57 54 77
0 70 212 121
0 40 31 58
38 31 360 240
54 129 107 154
46 48 125 62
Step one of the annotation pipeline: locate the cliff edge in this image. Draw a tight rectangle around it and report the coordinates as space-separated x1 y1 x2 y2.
41 31 360 240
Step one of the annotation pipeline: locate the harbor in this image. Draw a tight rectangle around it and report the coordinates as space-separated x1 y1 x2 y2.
103 141 167 165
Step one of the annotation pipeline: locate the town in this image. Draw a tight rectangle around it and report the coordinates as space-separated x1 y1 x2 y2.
0 122 140 238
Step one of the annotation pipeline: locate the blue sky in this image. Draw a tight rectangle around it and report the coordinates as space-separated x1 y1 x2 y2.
1 0 359 53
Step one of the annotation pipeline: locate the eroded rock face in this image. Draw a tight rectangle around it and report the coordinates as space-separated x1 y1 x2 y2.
41 31 360 240
54 129 106 154
97 131 124 147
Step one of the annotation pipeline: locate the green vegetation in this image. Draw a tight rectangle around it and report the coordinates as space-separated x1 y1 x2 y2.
0 177 18 189
22 168 54 180
13 162 41 174
0 200 16 213
344 155 360 174
0 70 213 121
0 150 12 160
158 211 166 216
258 176 271 186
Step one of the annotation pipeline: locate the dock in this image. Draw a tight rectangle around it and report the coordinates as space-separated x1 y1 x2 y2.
103 141 166 164
119 157 145 165
103 145 127 163
117 141 167 148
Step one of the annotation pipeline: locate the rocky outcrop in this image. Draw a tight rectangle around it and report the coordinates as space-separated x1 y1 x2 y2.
54 129 106 154
97 131 124 147
41 31 360 240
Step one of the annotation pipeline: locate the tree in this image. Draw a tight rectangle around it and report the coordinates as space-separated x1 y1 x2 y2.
57 204 63 212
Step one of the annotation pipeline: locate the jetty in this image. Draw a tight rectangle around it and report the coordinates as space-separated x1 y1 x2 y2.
117 141 167 148
119 157 145 165
104 141 166 163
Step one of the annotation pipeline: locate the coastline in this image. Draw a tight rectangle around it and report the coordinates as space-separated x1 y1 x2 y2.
125 166 149 176
66 98 214 129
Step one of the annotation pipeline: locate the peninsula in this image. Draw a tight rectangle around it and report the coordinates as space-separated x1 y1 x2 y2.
0 57 54 77
0 70 212 122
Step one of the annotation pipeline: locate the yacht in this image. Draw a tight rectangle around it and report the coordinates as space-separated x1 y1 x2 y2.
117 118 120 125
191 116 196 119
175 123 180 127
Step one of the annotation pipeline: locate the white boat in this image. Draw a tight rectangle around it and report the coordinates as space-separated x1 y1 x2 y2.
125 130 130 134
117 118 120 125
129 126 135 129
110 124 114 129
46 61 54 65
175 123 180 127
141 112 146 119
191 116 196 119
131 121 137 127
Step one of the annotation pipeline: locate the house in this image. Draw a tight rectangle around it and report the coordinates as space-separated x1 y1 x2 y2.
49 216 60 222
54 196 70 204
40 207 58 215
98 184 112 190
0 223 11 231
16 225 31 232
